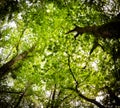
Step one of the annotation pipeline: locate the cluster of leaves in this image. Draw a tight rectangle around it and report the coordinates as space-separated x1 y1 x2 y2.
0 0 120 108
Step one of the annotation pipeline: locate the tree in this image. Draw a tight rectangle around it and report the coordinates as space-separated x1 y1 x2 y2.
0 0 120 107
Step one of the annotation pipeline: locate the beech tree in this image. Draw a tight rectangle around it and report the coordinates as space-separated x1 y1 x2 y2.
0 0 120 108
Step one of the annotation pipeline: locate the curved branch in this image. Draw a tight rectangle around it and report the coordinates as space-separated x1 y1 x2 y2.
75 88 105 108
67 54 78 87
67 54 105 108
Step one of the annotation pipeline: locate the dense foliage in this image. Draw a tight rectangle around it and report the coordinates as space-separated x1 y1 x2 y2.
0 0 120 108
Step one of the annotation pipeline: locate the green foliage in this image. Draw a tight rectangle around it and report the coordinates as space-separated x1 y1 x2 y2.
0 0 120 107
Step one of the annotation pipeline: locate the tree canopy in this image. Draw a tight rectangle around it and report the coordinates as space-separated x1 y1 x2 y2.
0 0 120 108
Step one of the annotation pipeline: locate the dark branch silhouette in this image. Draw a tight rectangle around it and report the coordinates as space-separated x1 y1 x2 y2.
66 13 120 55
105 86 120 106
66 13 120 39
0 90 22 94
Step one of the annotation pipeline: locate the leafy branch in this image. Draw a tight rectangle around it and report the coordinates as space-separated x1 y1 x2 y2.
66 13 120 55
0 44 36 79
67 53 105 108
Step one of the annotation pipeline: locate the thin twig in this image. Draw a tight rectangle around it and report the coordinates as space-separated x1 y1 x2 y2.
67 53 78 87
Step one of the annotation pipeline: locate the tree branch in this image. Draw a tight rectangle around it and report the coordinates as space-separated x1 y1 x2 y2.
14 84 29 108
0 45 35 79
75 88 105 108
0 90 22 94
67 54 105 108
66 20 120 39
50 84 57 108
67 54 78 87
